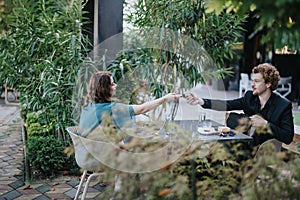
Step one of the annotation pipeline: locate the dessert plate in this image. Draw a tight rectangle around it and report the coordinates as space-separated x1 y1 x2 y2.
197 127 217 135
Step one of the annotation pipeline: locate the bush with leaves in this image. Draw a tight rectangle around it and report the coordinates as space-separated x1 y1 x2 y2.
26 111 54 137
204 0 300 51
126 0 246 69
0 0 90 141
27 136 66 178
97 136 299 199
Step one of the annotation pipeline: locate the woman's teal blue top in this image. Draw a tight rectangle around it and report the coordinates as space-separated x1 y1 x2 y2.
78 102 135 137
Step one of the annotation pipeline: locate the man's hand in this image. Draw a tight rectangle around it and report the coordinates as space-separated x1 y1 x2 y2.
184 93 204 106
250 114 267 127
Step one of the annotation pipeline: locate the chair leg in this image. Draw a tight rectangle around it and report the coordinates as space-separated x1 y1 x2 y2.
74 170 87 200
239 83 242 97
81 172 104 200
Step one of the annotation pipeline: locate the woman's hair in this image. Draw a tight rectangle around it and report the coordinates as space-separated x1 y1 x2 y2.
252 63 280 91
84 71 114 106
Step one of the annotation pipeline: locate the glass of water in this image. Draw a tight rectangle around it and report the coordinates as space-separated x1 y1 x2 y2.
203 119 212 131
198 112 206 127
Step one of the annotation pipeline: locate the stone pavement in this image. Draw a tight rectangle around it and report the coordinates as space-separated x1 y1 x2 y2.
0 87 299 200
0 98 106 200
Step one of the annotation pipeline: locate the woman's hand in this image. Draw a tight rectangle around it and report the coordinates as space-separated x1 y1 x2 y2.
163 93 181 102
132 93 180 115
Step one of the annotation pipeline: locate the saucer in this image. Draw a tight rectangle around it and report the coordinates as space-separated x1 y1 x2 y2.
197 127 217 135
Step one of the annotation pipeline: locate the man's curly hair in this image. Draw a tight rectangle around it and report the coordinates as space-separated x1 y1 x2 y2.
252 63 280 91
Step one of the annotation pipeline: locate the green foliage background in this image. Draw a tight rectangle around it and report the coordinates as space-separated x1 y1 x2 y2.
205 0 300 51
0 0 90 141
0 0 90 177
126 0 246 69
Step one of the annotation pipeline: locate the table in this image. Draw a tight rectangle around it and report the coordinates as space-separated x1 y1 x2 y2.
170 120 253 200
172 120 253 142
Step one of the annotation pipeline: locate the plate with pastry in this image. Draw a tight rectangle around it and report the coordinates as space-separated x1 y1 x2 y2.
197 127 218 135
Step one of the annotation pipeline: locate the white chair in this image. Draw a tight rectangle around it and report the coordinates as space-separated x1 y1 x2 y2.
276 76 292 97
254 138 282 159
239 73 252 97
67 126 104 200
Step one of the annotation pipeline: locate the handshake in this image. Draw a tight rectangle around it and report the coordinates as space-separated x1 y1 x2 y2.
182 93 204 106
163 92 203 106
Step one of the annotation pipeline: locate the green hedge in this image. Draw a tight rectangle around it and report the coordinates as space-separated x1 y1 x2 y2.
27 136 66 178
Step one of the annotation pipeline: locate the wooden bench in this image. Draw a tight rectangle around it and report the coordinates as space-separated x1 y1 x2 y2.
3 84 19 105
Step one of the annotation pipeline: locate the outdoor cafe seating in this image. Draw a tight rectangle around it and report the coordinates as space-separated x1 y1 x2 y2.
67 117 254 198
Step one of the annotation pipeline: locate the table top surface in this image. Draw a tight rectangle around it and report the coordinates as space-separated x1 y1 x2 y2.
170 119 253 142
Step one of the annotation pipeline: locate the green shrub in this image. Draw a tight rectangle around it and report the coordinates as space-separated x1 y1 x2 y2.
26 111 54 137
26 111 44 126
27 123 53 137
0 0 90 142
27 123 43 137
27 136 66 177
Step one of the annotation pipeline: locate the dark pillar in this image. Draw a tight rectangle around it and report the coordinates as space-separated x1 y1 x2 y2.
98 0 123 44
83 0 123 48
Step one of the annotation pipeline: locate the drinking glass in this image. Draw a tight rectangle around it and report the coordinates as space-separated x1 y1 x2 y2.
164 113 172 138
203 120 212 131
198 112 206 127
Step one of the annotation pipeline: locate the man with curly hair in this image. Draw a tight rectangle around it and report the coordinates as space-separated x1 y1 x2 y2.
186 63 294 146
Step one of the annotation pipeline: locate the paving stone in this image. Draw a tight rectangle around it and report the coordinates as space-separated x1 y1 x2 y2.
4 168 22 175
14 194 41 200
0 190 22 199
16 188 41 195
52 183 72 188
35 184 52 194
7 151 18 156
66 179 80 187
30 183 44 189
9 179 25 189
0 185 14 196
2 156 13 162
45 193 72 199
64 188 77 199
0 162 9 168
32 195 51 200
86 187 99 193
45 186 69 194
11 153 24 159
0 143 10 147
0 190 11 196
93 183 107 192
0 180 18 186
84 191 101 199
0 185 13 191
